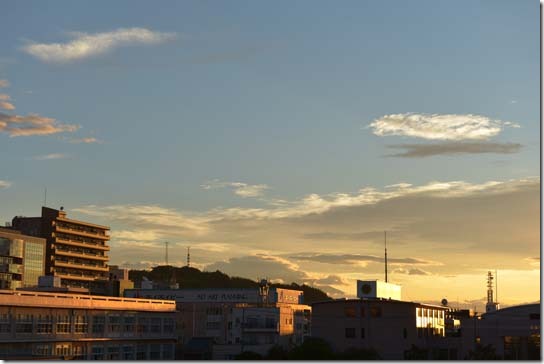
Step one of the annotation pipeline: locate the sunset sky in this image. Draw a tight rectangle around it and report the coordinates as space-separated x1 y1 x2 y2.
0 0 539 311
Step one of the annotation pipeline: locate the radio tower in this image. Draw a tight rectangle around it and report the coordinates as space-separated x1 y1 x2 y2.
485 271 499 312
165 242 169 265
186 246 191 268
384 231 388 283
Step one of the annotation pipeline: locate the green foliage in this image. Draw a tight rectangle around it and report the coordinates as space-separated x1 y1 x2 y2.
404 344 428 360
234 351 263 360
265 345 289 360
288 337 335 360
465 344 500 360
128 266 332 304
337 347 381 360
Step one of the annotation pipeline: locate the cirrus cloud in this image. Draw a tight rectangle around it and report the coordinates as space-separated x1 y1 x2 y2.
386 142 522 158
22 27 177 63
369 113 520 141
201 179 270 198
0 180 11 189
0 80 9 88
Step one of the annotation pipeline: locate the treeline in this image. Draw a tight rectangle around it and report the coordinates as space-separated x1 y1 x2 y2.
235 338 381 360
128 265 332 304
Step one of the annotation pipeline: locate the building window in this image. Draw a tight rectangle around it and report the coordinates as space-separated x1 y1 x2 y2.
149 344 161 360
56 316 71 334
150 317 161 334
361 327 365 339
108 315 121 333
55 344 70 357
163 318 175 334
123 345 134 360
344 306 356 317
16 314 33 333
370 307 382 317
137 317 149 334
124 316 135 333
136 344 147 360
345 327 356 338
107 345 120 360
162 344 174 360
33 344 51 356
92 316 105 334
74 315 87 333
92 346 104 360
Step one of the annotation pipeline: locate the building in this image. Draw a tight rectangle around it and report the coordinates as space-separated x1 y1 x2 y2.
457 303 540 360
12 206 110 292
0 227 45 289
0 289 177 360
312 298 448 360
124 286 311 359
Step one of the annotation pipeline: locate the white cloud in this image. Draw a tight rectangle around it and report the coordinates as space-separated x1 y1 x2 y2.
201 179 270 198
23 28 177 63
369 113 520 140
0 112 79 137
0 180 11 189
32 153 69 160
0 80 9 88
68 137 102 144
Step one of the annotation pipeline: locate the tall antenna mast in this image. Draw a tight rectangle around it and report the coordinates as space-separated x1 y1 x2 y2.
44 187 47 207
187 246 191 267
384 231 388 283
165 241 169 265
495 269 498 304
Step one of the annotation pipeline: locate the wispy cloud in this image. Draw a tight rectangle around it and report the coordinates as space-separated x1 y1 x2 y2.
288 253 437 266
0 94 15 110
68 137 102 144
369 113 520 141
0 180 11 189
386 142 522 158
22 27 177 63
0 80 9 88
32 153 69 160
201 179 270 198
0 112 79 137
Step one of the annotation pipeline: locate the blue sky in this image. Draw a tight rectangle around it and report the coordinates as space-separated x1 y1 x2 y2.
0 0 539 308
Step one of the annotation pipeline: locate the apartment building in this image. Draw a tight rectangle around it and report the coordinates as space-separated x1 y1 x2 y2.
0 289 177 360
12 206 110 291
0 228 45 289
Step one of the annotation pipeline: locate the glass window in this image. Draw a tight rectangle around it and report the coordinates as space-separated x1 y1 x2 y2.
370 307 382 317
345 327 356 338
344 306 356 317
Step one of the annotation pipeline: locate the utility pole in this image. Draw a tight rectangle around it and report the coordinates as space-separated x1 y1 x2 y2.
384 231 388 283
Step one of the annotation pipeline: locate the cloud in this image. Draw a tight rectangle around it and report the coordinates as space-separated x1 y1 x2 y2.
0 94 15 110
68 137 102 144
288 253 436 266
206 254 310 283
0 80 9 88
72 204 210 236
32 153 69 160
386 142 522 157
201 179 270 198
392 267 431 275
369 113 520 140
0 180 11 189
22 27 177 63
524 257 540 268
0 112 79 137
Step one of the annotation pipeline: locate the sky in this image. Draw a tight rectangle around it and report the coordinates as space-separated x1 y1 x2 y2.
0 0 539 311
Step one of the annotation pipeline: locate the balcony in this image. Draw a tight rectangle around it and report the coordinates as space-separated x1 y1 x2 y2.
54 248 109 262
55 237 110 251
242 324 279 333
54 273 98 282
54 260 109 272
55 225 109 241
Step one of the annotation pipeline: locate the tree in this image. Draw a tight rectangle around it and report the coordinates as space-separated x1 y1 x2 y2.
465 344 500 360
404 344 428 360
265 345 289 360
338 347 381 360
288 337 335 360
234 351 263 360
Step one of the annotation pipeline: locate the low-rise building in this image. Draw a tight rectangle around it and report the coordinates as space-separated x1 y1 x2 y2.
0 289 177 360
311 298 448 360
124 286 311 359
